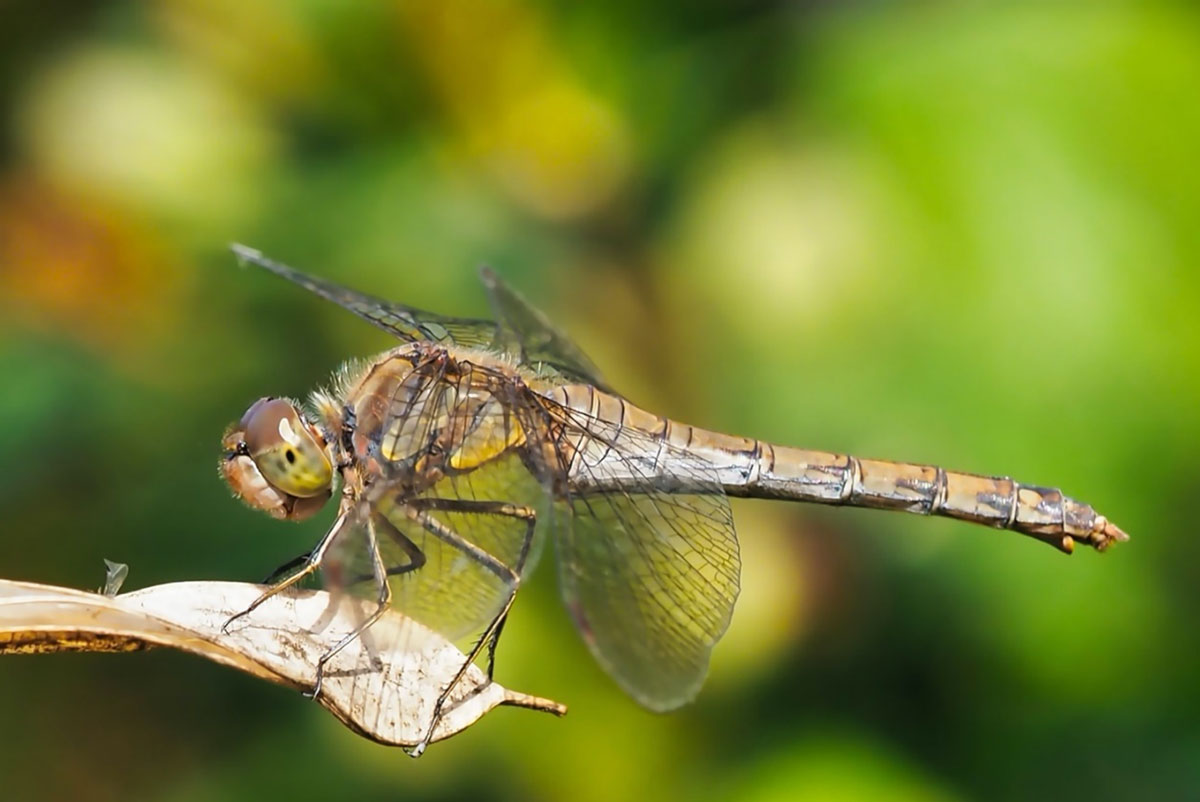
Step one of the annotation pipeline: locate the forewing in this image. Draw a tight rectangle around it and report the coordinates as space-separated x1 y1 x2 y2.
543 399 740 710
231 245 613 386
232 244 498 347
327 467 546 650
327 365 548 651
478 267 613 392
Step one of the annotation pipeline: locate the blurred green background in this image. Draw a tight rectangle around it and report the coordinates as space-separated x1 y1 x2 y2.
1 1 1197 800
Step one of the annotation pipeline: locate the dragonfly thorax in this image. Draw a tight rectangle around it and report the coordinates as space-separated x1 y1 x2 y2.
309 347 533 496
220 396 334 521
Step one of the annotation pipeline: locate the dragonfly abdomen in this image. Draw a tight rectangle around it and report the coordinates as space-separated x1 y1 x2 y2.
543 385 1127 554
741 443 1127 553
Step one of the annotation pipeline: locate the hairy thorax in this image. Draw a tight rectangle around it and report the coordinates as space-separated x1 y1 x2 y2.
309 343 544 499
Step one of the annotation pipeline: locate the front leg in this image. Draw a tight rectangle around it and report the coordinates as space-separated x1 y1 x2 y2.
262 551 311 585
307 513 395 698
222 511 349 635
406 497 537 680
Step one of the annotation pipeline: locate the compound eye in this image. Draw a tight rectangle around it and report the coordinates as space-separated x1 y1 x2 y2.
242 398 333 499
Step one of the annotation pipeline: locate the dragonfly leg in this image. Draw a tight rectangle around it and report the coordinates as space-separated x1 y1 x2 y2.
401 500 535 758
406 498 537 679
308 514 394 699
326 512 428 672
262 551 311 584
486 615 509 682
339 512 428 585
222 511 347 635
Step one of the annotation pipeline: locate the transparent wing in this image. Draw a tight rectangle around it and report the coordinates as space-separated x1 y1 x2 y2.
327 462 547 648
539 397 741 711
232 246 613 388
479 267 613 392
232 244 498 348
326 363 548 651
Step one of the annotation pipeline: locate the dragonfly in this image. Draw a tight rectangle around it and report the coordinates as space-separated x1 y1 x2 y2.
219 245 1128 755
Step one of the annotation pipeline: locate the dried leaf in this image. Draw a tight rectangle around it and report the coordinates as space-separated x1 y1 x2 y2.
0 579 566 749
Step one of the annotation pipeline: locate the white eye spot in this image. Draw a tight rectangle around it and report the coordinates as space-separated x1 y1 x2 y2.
278 416 302 447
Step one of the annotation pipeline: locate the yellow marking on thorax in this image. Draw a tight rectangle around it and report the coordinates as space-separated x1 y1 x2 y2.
449 412 527 470
308 342 545 470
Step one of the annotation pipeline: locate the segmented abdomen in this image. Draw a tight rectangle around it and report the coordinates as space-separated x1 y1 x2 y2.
540 384 1128 553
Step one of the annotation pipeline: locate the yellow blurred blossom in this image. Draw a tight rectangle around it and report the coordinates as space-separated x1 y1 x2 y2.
152 0 328 104
17 46 277 233
398 0 630 219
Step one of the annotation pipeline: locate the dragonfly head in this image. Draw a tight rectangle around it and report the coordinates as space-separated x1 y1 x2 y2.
220 397 333 521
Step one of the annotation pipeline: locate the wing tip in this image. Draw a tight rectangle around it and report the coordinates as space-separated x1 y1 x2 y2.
229 242 263 266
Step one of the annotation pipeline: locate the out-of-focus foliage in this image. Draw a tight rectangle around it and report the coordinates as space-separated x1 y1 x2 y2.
0 2 1195 800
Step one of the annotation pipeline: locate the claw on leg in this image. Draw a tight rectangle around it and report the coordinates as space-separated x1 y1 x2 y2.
303 660 327 700
221 512 348 637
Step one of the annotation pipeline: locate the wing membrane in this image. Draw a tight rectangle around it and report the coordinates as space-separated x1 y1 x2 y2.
327 363 548 649
479 267 613 392
232 244 498 348
544 399 740 710
327 475 546 653
232 246 612 394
